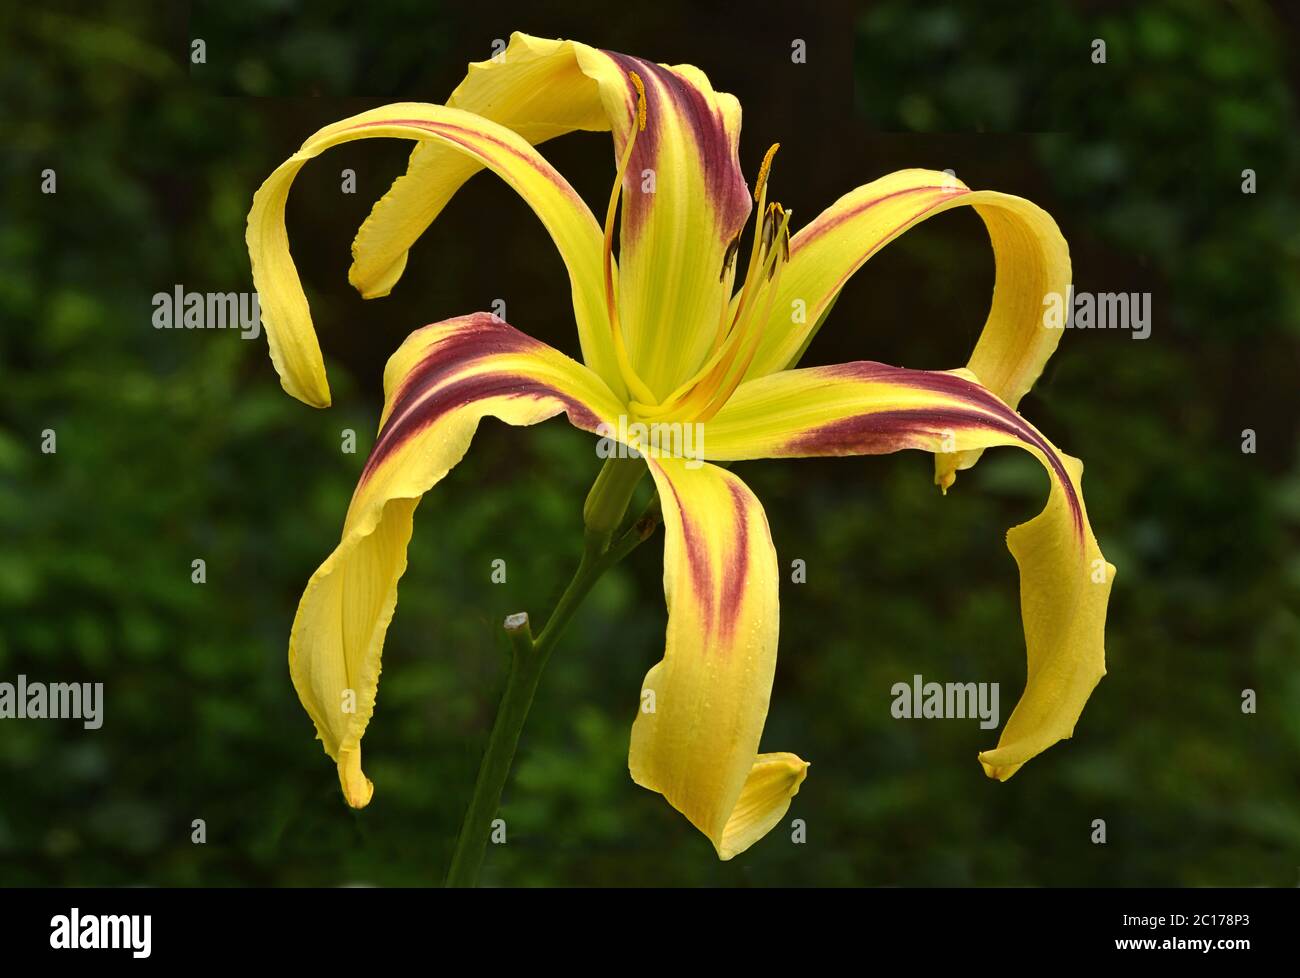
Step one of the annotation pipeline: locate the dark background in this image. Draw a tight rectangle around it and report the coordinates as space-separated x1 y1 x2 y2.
1 0 1297 886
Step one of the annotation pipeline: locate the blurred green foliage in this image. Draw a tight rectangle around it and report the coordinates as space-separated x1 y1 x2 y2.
1 0 1297 886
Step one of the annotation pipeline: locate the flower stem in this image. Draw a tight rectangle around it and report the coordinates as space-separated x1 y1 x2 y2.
444 489 659 887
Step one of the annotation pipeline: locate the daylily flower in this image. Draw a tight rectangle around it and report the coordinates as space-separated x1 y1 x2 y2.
247 32 1115 860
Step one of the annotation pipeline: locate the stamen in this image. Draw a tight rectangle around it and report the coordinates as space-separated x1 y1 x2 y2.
719 235 741 282
753 143 780 204
766 204 786 281
696 215 791 422
643 205 792 422
697 208 791 416
634 143 788 421
707 144 780 359
630 71 647 131
761 203 777 254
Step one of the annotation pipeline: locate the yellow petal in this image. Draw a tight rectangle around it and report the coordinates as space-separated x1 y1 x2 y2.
704 361 1114 779
291 312 624 807
246 102 610 406
719 753 810 859
349 33 610 300
350 32 752 399
337 747 373 808
601 57 751 398
979 452 1112 779
630 458 807 858
745 169 1071 484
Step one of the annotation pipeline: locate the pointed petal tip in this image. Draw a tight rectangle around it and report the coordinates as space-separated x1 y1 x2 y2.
936 464 955 495
348 241 408 300
712 752 811 861
289 380 332 410
338 748 374 808
978 753 1023 782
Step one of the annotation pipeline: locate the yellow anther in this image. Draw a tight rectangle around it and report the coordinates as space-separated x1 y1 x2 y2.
753 143 780 203
714 157 779 361
629 71 647 132
719 234 740 282
634 144 790 420
696 234 790 422
761 202 782 255
644 203 792 424
765 204 787 280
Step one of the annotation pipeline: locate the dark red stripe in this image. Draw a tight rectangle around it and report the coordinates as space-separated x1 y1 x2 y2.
359 371 600 485
815 361 1067 480
819 361 1025 424
345 118 587 208
782 390 1084 539
662 472 757 652
791 185 967 255
665 476 717 640
379 317 542 440
716 479 753 647
357 317 598 485
603 52 751 242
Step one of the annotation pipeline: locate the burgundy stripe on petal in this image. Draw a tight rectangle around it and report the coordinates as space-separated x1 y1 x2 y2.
783 400 1084 540
663 472 756 653
791 185 968 255
819 361 1030 429
664 478 716 639
381 316 543 433
716 479 753 647
345 118 588 209
357 316 599 486
603 52 751 242
360 371 600 486
815 361 1067 479
784 405 1007 456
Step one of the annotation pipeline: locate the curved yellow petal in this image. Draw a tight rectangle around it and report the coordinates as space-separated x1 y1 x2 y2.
349 33 610 300
720 752 811 857
350 32 752 399
704 361 1115 779
746 169 1071 484
631 458 807 859
291 312 624 807
246 102 611 407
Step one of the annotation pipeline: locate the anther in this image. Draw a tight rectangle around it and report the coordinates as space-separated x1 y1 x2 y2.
629 71 647 132
719 234 741 281
753 143 780 204
761 202 780 255
766 205 789 280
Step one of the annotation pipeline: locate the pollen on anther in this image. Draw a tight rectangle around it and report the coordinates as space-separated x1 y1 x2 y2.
754 143 780 203
629 71 647 132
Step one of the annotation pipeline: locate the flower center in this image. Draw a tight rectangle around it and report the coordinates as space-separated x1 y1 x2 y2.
630 143 791 424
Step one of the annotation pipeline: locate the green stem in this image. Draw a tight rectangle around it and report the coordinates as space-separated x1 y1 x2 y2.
444 485 660 887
